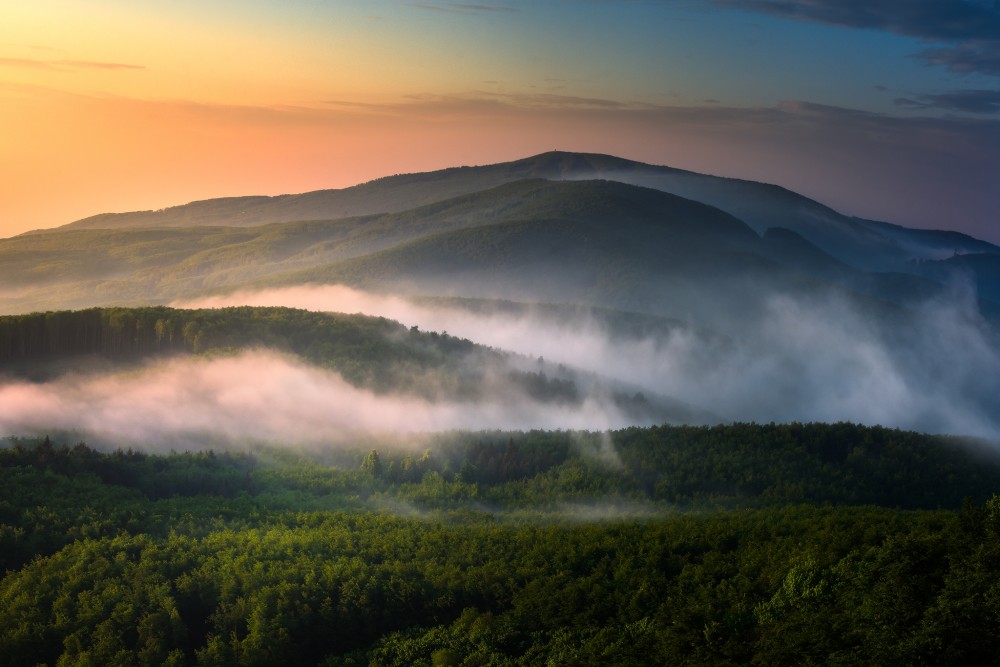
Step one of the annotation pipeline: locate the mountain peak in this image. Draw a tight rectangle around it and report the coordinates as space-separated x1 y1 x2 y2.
504 150 673 178
51 150 997 278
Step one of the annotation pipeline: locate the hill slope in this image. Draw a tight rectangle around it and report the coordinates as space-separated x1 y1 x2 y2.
0 180 769 315
4 176 976 324
55 151 1000 278
0 306 701 432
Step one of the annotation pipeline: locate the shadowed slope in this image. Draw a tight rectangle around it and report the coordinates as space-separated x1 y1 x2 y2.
55 151 1000 278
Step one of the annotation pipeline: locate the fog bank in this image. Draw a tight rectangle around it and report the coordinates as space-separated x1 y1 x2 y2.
0 350 634 449
178 284 1000 438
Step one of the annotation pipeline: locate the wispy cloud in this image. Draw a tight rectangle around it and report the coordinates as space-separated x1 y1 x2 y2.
0 56 145 71
175 284 1000 439
330 90 651 114
709 0 1000 77
0 349 634 447
920 41 1000 77
408 2 518 14
711 0 1000 41
478 91 638 108
896 89 1000 115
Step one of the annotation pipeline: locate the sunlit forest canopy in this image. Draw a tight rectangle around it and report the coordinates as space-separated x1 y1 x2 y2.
3 423 1000 665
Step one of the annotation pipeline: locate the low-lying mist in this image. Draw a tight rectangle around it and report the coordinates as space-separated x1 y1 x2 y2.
177 284 1000 439
0 350 636 449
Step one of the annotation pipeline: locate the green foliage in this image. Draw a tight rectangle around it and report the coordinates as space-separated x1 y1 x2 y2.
0 306 496 397
362 450 383 479
0 305 698 421
614 421 1000 509
3 423 1000 664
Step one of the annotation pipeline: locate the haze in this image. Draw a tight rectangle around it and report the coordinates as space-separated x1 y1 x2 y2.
177 285 1000 439
0 350 641 449
3 279 990 449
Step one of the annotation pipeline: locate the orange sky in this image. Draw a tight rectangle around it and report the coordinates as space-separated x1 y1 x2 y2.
0 2 652 234
2 1 998 241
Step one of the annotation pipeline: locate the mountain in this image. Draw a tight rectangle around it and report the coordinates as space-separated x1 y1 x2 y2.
34 150 1000 327
5 171 986 325
7 153 1000 667
58 153 657 231
0 178 772 315
56 151 1000 276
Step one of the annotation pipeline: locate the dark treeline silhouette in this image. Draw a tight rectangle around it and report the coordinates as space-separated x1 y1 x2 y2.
0 306 418 360
0 308 167 359
0 306 494 395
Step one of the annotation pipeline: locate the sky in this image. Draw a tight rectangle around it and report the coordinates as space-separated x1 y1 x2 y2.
1 0 999 241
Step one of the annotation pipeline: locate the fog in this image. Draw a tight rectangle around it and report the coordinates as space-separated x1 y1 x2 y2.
177 283 1000 439
0 350 635 449
1 281 996 449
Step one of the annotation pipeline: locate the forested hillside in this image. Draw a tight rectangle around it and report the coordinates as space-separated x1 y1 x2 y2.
0 306 686 428
0 306 492 406
2 424 1000 665
54 151 1000 282
0 306 481 389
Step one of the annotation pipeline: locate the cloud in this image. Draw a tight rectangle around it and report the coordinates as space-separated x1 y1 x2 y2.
896 89 1000 114
711 0 1000 41
476 91 637 108
708 0 1000 77
919 41 1000 76
175 284 1000 439
0 350 633 449
407 2 517 14
0 56 145 71
6 278 1000 447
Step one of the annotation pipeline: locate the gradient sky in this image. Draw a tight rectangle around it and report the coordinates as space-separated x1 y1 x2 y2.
2 0 999 241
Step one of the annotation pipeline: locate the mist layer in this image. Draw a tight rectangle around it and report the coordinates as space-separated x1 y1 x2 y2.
0 350 634 448
179 285 1000 438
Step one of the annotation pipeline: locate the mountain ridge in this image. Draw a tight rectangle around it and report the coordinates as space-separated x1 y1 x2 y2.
52 151 1000 277
1 152 998 343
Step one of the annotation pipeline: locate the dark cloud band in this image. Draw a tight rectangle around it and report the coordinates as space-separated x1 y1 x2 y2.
896 89 1000 114
407 2 516 13
710 0 1000 77
712 0 1000 41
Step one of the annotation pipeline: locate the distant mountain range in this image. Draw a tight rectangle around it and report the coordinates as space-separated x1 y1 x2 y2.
60 150 1000 267
3 151 997 331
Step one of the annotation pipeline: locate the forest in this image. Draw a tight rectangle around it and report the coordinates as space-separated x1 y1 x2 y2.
0 305 686 433
3 422 1000 665
0 306 481 391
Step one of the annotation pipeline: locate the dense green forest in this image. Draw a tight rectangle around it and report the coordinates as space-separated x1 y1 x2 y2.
0 306 480 387
0 306 684 422
3 423 1000 665
0 306 559 402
